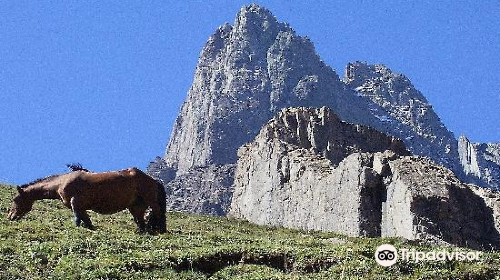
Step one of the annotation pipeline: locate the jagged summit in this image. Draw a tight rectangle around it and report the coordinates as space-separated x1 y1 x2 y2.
345 62 430 109
238 3 274 18
235 3 280 31
346 62 409 87
231 4 285 62
162 4 370 174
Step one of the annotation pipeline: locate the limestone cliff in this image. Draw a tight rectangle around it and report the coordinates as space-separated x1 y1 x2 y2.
230 107 500 249
229 107 403 231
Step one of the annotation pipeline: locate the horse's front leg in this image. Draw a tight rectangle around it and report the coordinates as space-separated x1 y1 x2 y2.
70 197 94 230
129 204 147 233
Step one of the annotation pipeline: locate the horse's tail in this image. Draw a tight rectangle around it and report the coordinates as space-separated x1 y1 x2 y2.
156 180 167 233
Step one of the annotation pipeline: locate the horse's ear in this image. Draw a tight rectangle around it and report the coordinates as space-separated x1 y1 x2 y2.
17 186 24 194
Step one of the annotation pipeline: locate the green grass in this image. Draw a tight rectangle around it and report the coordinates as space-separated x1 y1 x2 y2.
1 184 499 279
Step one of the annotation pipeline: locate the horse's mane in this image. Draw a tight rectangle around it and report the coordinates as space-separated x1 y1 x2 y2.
66 163 90 172
19 174 60 188
19 163 90 188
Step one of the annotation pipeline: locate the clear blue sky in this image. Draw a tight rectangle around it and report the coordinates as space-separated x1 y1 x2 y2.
1 1 499 185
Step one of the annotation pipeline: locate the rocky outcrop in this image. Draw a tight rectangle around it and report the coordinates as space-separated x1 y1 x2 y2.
230 107 500 249
230 107 408 236
458 135 500 189
232 149 391 237
383 156 499 249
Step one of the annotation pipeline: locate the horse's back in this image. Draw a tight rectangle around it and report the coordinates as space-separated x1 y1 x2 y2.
66 168 157 214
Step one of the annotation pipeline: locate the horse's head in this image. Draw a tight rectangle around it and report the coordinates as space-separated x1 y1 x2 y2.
7 187 33 221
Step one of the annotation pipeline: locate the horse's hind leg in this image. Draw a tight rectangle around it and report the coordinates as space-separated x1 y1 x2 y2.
70 197 94 230
143 184 166 234
146 203 162 233
129 203 147 233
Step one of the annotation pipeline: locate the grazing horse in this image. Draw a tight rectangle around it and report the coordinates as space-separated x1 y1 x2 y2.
7 166 167 234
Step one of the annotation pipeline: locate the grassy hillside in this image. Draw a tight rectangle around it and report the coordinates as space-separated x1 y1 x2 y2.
1 184 499 279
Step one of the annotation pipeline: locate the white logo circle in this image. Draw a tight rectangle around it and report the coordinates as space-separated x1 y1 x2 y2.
375 244 398 266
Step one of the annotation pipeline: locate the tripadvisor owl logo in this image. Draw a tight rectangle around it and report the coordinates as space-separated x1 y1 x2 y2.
374 243 483 267
375 244 398 267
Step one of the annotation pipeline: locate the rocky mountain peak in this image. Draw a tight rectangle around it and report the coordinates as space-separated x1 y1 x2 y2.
161 5 353 174
228 4 286 66
235 4 279 31
150 4 499 219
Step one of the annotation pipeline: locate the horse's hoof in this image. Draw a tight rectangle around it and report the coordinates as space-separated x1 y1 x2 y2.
84 225 95 230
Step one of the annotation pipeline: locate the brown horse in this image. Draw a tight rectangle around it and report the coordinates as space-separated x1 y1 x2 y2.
7 166 167 234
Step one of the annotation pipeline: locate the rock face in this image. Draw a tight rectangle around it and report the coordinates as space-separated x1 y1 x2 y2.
345 62 461 174
232 150 386 236
470 185 500 238
458 135 500 189
162 164 236 216
150 4 498 216
230 107 500 249
148 157 176 182
148 157 235 216
383 157 499 249
230 107 408 236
